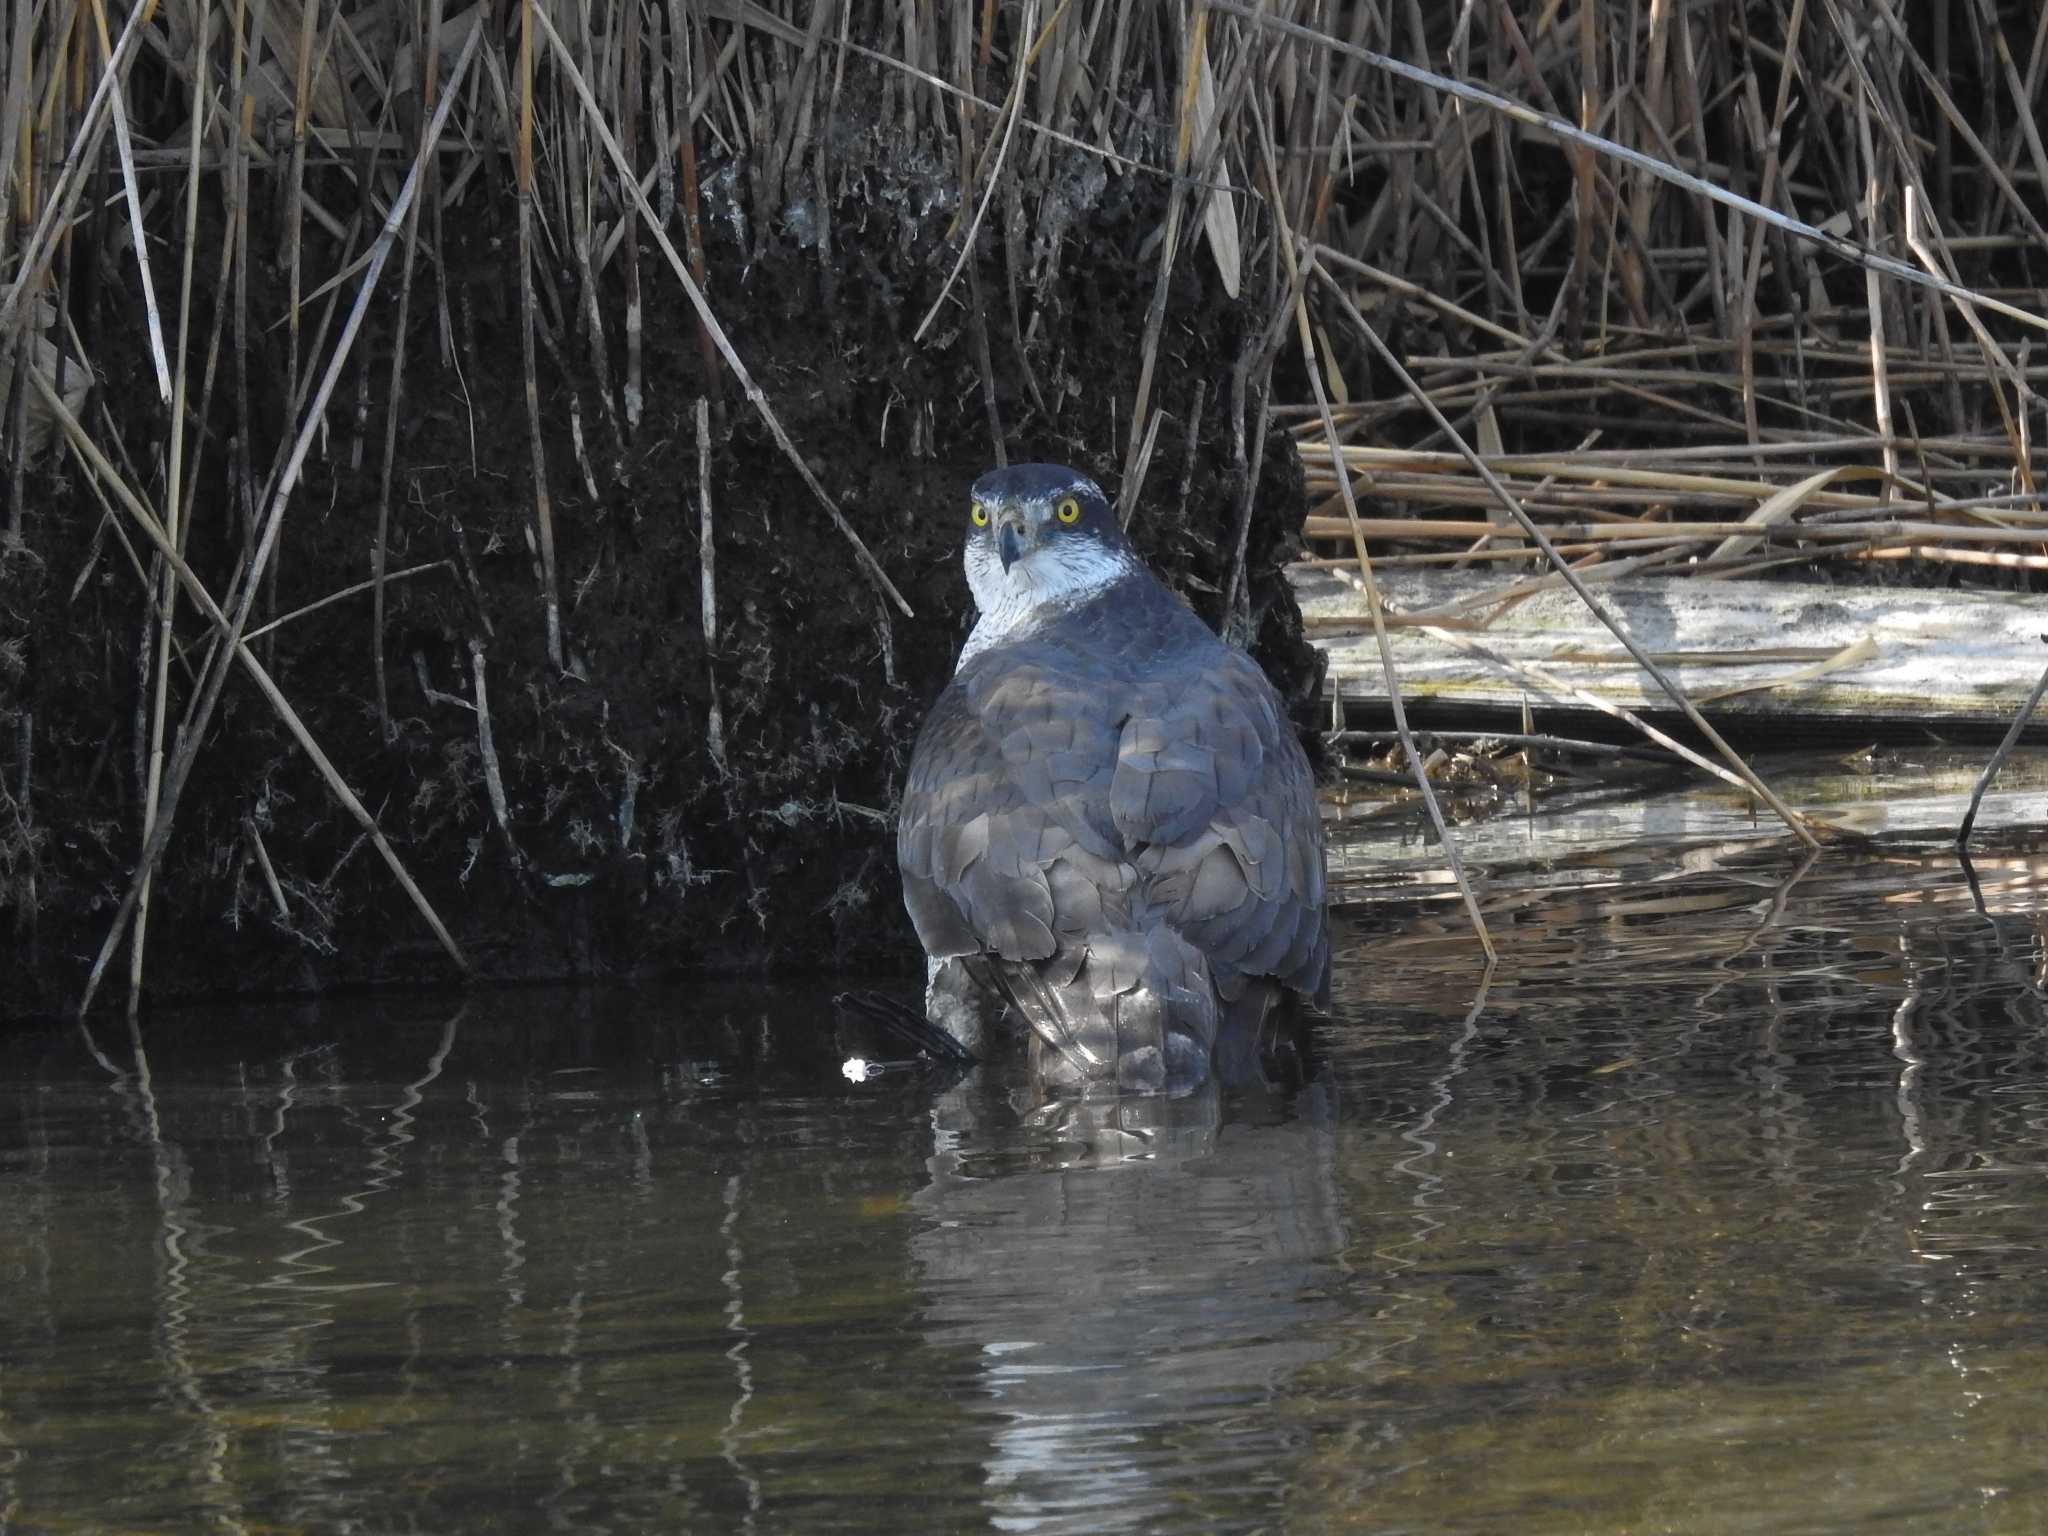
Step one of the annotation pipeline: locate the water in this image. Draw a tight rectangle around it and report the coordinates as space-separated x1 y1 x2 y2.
3 829 2047 1533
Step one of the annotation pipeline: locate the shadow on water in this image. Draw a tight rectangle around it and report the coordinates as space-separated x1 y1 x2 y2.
2 828 2046 1533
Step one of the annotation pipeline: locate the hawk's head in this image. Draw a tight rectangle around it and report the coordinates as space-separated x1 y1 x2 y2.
963 464 1139 619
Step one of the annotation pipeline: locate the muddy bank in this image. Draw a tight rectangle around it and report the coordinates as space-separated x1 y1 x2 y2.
2 91 1320 1018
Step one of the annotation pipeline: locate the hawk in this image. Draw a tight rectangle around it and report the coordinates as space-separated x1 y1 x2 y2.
897 464 1329 1093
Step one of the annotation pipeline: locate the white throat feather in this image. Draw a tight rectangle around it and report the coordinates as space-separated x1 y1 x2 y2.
956 535 1138 670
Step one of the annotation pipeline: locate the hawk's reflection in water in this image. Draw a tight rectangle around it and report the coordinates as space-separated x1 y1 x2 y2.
910 1037 1347 1532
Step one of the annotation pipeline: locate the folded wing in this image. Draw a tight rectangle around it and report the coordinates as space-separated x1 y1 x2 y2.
899 613 1327 1015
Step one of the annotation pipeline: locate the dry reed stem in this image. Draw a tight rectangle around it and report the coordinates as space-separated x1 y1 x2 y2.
913 0 1052 345
1306 311 1495 960
1708 466 1845 560
620 0 643 433
283 0 319 418
1304 515 2048 548
1903 187 2034 474
0 7 31 274
528 0 911 618
1117 3 1208 522
1297 435 2048 522
564 8 623 478
1958 659 2048 848
1688 635 1880 705
1214 1 2048 339
1851 60 1899 498
469 637 515 853
173 0 252 542
90 0 170 406
673 4 721 422
1251 66 1494 955
128 0 213 1013
246 560 454 640
244 812 290 923
1857 545 2048 571
514 0 563 670
0 0 155 338
371 0 442 738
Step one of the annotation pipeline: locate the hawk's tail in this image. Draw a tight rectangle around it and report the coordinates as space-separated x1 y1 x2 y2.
991 927 1220 1095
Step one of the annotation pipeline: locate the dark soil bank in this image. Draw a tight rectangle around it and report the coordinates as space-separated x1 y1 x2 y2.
1 92 1320 1018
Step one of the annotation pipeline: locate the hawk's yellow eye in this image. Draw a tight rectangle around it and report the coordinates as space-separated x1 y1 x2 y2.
970 502 990 528
1056 496 1082 524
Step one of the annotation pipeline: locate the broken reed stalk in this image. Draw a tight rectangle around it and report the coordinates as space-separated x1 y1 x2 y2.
1903 186 2034 461
1311 264 1820 848
469 638 516 852
245 813 291 923
1957 659 2048 850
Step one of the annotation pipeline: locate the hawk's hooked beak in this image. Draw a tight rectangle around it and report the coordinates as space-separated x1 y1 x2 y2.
996 511 1030 573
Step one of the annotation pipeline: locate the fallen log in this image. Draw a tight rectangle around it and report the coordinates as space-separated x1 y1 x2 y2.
1293 566 2048 742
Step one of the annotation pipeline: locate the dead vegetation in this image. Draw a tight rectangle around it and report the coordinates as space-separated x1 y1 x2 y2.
2 2 2045 1014
1267 3 2048 889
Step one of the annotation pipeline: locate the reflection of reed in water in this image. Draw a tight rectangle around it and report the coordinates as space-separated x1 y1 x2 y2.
911 1070 1347 1533
72 1015 255 1534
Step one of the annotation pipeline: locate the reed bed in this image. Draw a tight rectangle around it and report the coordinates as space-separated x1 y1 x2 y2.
1275 4 2048 593
1256 2 2048 873
2 1 2044 1010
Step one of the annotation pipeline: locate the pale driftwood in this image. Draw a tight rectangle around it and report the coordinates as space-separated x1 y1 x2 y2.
1294 566 2048 737
1327 748 2048 892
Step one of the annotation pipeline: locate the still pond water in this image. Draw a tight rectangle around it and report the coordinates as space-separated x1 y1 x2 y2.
5 801 2048 1532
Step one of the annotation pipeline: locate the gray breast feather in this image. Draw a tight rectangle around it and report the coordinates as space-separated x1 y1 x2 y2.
898 579 1328 1006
